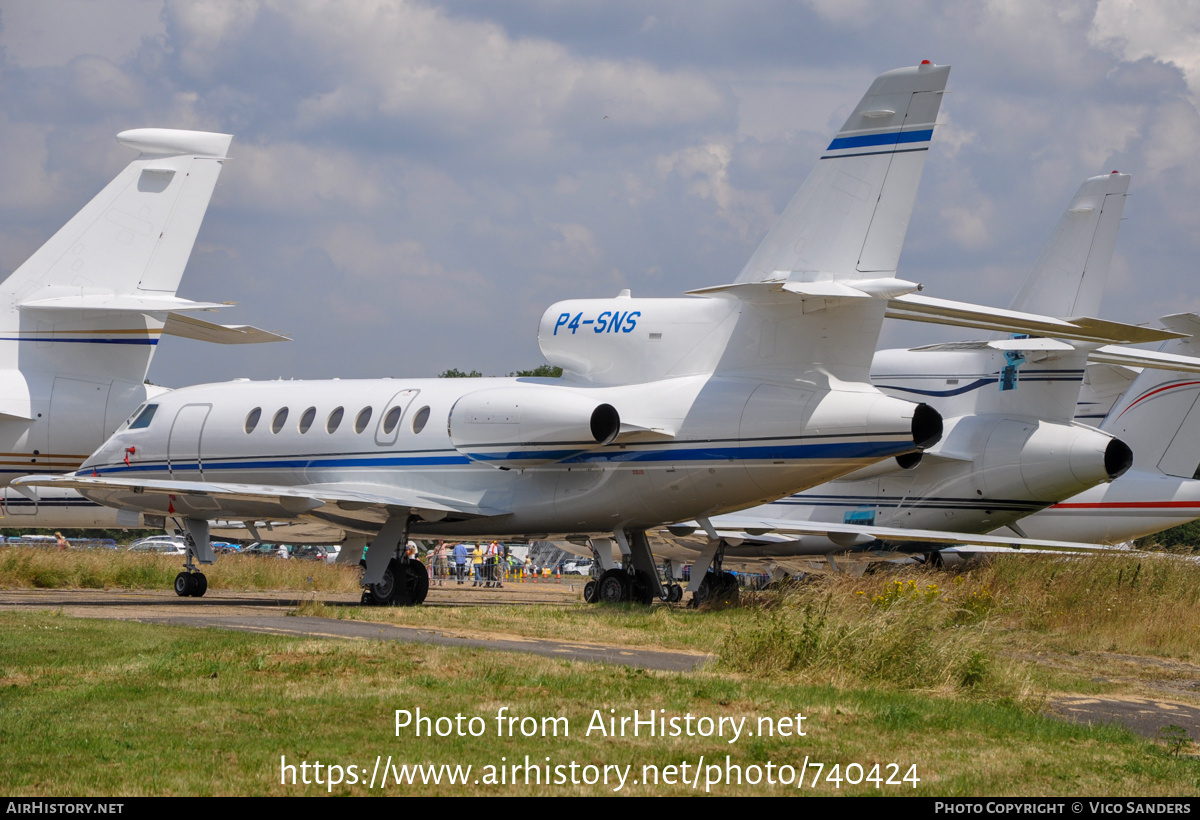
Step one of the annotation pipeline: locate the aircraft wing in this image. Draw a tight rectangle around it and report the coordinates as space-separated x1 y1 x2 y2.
12 474 507 524
663 516 1123 555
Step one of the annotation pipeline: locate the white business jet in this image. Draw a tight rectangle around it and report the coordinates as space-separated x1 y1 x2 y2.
0 128 283 529
16 63 1179 605
992 313 1200 544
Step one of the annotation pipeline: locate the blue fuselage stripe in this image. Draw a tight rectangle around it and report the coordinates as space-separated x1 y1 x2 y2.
87 438 916 476
0 337 159 345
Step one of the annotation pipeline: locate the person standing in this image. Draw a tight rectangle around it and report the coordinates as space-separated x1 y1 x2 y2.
433 541 447 586
453 542 469 585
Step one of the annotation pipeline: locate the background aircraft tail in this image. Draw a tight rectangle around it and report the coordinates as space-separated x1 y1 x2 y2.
1100 313 1200 477
875 173 1131 423
736 62 949 284
1008 172 1129 317
0 129 232 385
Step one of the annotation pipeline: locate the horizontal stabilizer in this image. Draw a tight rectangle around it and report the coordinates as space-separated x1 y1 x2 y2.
687 277 920 311
886 294 1184 344
18 295 230 312
1088 345 1200 375
162 313 290 345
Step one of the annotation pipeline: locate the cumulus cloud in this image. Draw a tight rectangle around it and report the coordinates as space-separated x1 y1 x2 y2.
656 141 774 240
0 0 165 68
221 141 389 213
4 0 1200 379
1091 0 1200 98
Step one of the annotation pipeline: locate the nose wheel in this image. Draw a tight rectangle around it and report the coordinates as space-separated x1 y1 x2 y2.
173 571 207 598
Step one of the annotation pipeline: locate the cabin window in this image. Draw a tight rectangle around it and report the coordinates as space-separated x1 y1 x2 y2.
244 407 262 434
271 408 289 434
129 404 158 430
382 406 403 435
411 406 430 434
355 406 373 434
327 406 344 433
298 406 316 434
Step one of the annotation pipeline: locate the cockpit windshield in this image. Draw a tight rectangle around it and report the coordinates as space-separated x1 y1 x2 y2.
127 404 159 430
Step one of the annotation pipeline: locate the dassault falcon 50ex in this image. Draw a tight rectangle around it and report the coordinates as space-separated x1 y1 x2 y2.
17 62 1178 605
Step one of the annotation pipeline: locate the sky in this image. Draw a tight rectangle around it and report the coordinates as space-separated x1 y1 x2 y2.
1 0 1199 388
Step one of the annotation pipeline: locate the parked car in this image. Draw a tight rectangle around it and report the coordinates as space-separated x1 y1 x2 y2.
127 536 187 555
240 542 288 558
291 545 337 563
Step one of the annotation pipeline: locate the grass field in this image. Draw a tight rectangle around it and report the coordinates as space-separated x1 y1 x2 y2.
1 609 1197 796
2 548 1199 795
0 546 361 593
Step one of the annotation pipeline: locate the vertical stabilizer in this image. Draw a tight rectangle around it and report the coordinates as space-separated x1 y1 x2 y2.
0 129 231 383
3 129 232 306
736 62 949 284
1008 172 1129 317
1101 313 1200 477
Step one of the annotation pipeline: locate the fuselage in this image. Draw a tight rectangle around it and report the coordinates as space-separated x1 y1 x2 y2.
77 373 933 538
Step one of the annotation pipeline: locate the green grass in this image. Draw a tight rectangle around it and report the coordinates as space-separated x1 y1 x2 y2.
0 610 1196 796
0 546 360 593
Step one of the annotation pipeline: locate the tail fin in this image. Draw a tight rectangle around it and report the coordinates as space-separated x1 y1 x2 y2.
3 129 231 302
736 62 949 284
1101 313 1200 477
0 129 231 384
875 173 1131 423
1008 172 1130 317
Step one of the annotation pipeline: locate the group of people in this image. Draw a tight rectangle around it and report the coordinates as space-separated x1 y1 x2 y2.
429 540 513 587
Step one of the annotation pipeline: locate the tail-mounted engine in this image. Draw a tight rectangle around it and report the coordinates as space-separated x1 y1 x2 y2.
448 386 621 468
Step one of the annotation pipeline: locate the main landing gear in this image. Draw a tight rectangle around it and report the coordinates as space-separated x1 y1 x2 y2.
688 570 738 608
362 557 429 607
583 531 683 605
359 515 428 607
685 538 738 608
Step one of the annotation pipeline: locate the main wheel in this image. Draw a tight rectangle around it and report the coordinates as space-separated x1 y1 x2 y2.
173 572 196 597
597 569 629 604
667 584 683 603
583 580 598 603
688 574 712 608
365 560 398 606
716 571 740 604
408 559 429 605
632 570 656 606
191 573 208 598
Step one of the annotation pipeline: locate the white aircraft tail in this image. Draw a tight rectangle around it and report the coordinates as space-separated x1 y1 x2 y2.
1008 172 1129 317
736 62 949 284
0 129 233 384
1101 313 1200 477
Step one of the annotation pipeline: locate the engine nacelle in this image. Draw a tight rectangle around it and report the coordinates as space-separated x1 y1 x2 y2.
448 386 621 468
981 419 1131 500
